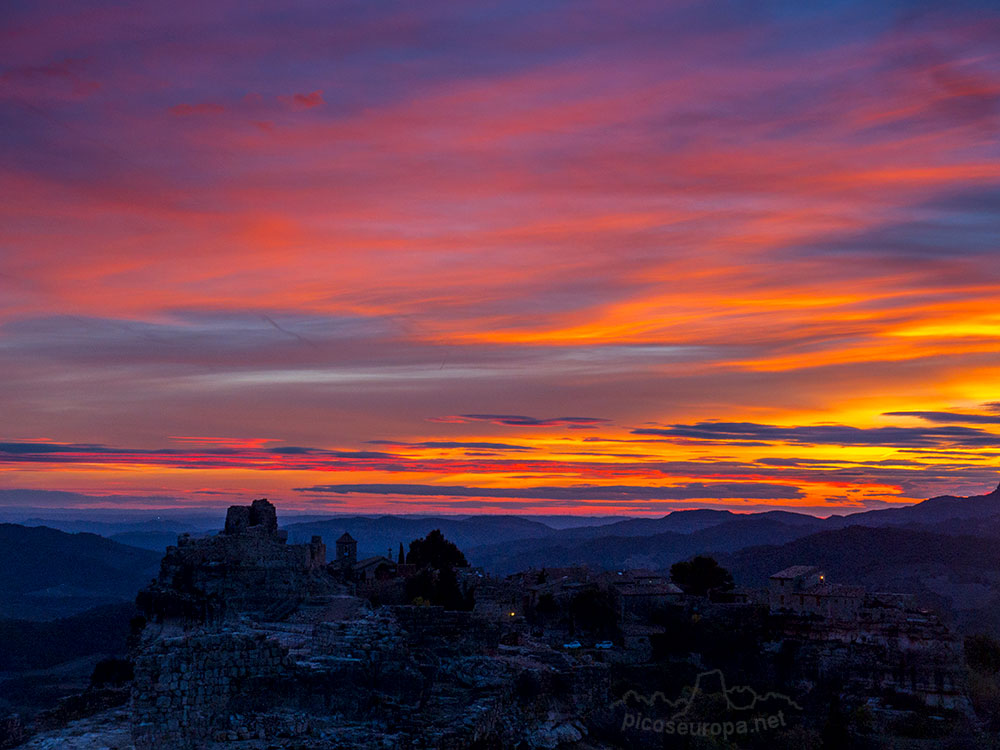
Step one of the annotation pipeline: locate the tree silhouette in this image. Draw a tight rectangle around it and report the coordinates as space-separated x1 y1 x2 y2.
405 529 468 569
670 555 734 596
821 691 850 749
404 530 471 609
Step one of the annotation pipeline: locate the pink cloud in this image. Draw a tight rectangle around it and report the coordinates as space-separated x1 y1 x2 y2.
169 101 226 116
279 90 323 110
0 58 100 102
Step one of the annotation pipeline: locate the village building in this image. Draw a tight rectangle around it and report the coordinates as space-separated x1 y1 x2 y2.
352 555 398 583
328 532 401 584
767 564 967 710
606 569 684 619
769 565 864 620
334 531 357 567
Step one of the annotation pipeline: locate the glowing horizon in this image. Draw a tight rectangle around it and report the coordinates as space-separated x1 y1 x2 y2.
2 0 1000 515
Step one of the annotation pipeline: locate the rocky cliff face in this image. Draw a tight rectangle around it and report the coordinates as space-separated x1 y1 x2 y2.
126 500 610 749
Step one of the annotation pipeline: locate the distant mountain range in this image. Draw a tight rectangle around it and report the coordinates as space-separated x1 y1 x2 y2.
466 482 1000 573
7 481 1000 631
283 515 557 559
838 483 1000 526
0 524 161 620
466 514 826 573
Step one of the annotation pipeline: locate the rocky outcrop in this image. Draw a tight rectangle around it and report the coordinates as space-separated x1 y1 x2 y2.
771 600 969 711
130 612 610 748
0 715 26 750
127 500 610 749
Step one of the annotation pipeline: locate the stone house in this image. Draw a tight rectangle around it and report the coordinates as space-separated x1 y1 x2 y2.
796 582 864 619
610 571 684 619
352 555 397 583
769 565 863 620
768 565 823 609
328 532 402 585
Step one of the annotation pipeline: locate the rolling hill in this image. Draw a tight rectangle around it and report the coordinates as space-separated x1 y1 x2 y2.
0 524 162 620
467 514 829 574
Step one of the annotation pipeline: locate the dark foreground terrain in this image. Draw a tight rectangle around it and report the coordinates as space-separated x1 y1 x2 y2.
3 488 1000 747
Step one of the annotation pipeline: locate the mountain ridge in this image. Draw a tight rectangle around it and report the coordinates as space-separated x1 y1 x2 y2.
0 524 162 620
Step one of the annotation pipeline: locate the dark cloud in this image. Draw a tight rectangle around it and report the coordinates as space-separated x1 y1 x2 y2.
366 440 536 451
928 187 1000 216
788 184 1000 267
293 482 804 501
269 447 392 459
884 410 1000 425
0 442 104 454
0 441 393 465
430 414 611 428
755 457 923 467
0 489 182 508
633 422 1000 448
796 219 999 264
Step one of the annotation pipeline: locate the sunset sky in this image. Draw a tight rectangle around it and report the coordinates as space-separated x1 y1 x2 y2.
2 0 1000 515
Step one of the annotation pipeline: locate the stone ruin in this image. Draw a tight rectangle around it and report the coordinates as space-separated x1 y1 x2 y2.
129 499 610 749
223 498 279 536
138 498 333 623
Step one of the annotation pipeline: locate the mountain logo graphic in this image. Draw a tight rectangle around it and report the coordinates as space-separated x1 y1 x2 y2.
616 669 802 721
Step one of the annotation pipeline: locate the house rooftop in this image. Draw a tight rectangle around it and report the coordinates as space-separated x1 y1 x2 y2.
617 583 683 596
807 583 864 598
353 555 395 571
619 568 665 579
770 565 820 580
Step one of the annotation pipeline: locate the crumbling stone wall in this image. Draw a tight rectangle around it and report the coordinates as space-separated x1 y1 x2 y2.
313 611 403 658
389 605 476 645
132 631 291 749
